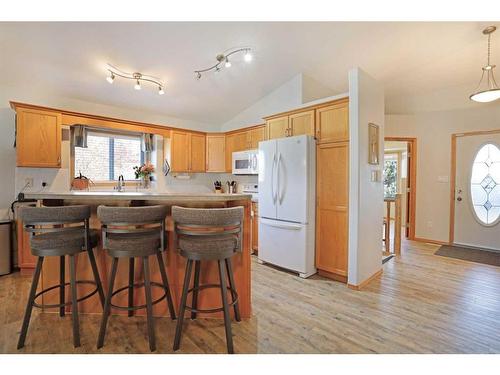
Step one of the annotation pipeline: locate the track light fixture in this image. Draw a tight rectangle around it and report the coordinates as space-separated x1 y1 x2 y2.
194 47 252 79
106 64 165 95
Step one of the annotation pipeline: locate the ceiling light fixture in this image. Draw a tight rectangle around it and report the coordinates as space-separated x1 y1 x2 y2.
470 26 500 103
194 47 252 79
106 64 165 95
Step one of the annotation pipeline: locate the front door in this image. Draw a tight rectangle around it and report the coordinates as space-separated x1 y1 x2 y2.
454 133 500 250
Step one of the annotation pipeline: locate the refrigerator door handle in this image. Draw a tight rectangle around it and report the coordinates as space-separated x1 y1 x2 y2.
261 218 302 230
271 153 277 203
277 152 285 204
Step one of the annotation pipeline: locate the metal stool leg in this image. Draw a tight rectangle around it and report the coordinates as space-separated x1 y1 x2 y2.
128 258 135 317
218 259 234 354
69 255 81 347
59 256 65 317
173 259 193 351
87 248 105 309
143 256 156 352
97 257 118 349
191 260 201 320
156 252 176 320
225 258 241 322
17 256 44 350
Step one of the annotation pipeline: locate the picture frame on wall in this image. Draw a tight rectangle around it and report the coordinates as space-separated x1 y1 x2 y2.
368 123 379 165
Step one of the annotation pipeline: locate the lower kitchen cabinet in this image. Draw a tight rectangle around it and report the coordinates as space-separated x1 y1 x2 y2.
251 202 259 253
316 141 349 281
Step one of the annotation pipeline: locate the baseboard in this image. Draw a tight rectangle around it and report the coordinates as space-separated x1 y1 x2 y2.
347 269 383 291
413 237 450 246
318 269 347 283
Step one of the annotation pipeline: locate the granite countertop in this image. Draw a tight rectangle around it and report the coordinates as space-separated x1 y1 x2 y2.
23 191 252 202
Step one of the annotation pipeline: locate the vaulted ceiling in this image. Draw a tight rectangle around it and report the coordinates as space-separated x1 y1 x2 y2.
0 22 496 125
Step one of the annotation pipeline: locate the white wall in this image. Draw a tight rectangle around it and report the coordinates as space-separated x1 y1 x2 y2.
348 68 384 286
221 75 303 132
385 103 500 243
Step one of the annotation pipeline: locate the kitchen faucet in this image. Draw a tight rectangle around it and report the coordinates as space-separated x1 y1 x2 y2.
115 175 125 192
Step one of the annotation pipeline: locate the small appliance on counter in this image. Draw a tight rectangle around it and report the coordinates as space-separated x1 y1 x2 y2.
232 149 259 175
226 180 237 194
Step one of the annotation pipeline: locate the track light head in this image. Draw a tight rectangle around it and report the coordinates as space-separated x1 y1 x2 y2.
106 72 115 84
158 86 165 95
134 80 141 90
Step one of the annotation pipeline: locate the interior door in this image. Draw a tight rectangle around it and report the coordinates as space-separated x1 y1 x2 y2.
258 139 277 220
454 133 500 250
276 135 310 223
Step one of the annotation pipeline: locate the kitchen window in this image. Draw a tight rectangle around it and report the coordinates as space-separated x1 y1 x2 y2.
73 130 145 182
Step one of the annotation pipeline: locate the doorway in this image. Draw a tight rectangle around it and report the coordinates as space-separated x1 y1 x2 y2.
384 137 417 240
451 131 500 250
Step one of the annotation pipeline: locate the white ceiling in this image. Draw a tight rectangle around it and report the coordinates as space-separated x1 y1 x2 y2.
0 22 497 125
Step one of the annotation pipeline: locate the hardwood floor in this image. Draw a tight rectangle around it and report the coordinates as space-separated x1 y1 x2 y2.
1 239 499 353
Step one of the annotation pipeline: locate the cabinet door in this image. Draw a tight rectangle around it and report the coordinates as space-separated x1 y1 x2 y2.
316 142 349 277
225 134 236 173
250 126 266 149
251 202 259 253
233 131 249 152
289 110 315 137
170 131 190 172
206 135 226 172
266 116 289 140
16 108 61 167
190 133 206 172
315 101 349 143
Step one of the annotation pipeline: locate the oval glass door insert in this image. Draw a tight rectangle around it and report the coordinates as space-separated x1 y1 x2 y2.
470 143 500 225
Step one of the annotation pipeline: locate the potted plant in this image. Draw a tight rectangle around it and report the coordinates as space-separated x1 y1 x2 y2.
133 162 155 189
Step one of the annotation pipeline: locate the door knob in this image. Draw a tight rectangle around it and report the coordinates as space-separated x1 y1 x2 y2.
457 197 462 202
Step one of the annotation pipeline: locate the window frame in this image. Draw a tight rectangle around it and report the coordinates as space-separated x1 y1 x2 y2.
468 142 500 227
71 128 148 185
383 152 399 199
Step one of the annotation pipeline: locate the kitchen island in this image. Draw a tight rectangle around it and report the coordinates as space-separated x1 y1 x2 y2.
21 191 252 319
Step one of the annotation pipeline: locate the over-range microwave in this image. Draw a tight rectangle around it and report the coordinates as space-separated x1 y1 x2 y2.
232 150 259 175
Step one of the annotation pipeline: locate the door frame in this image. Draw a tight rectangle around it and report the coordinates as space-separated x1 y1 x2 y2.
449 129 500 244
384 137 417 240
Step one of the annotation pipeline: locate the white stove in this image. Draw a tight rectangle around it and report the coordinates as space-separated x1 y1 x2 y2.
240 183 258 202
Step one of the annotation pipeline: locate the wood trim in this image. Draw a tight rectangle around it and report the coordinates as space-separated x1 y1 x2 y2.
317 269 347 283
224 124 265 135
263 97 349 121
347 269 382 291
449 134 457 244
413 237 449 246
384 137 417 240
10 101 203 136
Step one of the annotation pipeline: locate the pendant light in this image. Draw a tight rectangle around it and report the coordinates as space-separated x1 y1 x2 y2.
470 26 500 103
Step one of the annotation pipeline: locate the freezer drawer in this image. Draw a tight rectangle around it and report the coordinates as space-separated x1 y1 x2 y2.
258 218 316 277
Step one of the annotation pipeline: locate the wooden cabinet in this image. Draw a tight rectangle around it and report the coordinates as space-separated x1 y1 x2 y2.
316 142 349 280
266 116 289 140
289 110 315 137
168 130 206 173
266 110 314 140
16 107 61 167
206 134 226 172
249 126 266 149
251 202 259 253
316 100 349 143
225 133 236 173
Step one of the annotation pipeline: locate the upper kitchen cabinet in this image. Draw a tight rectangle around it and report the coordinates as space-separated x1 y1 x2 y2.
266 115 289 140
206 134 225 172
167 130 206 173
15 106 62 168
289 110 315 137
249 126 266 149
315 99 349 143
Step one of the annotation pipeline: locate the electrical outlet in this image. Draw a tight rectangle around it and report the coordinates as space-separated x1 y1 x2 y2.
25 177 34 188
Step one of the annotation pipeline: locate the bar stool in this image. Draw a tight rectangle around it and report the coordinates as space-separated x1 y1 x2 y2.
17 205 105 349
96 205 176 352
172 206 243 354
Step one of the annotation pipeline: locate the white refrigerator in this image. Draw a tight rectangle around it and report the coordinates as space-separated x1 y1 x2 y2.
257 135 316 278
